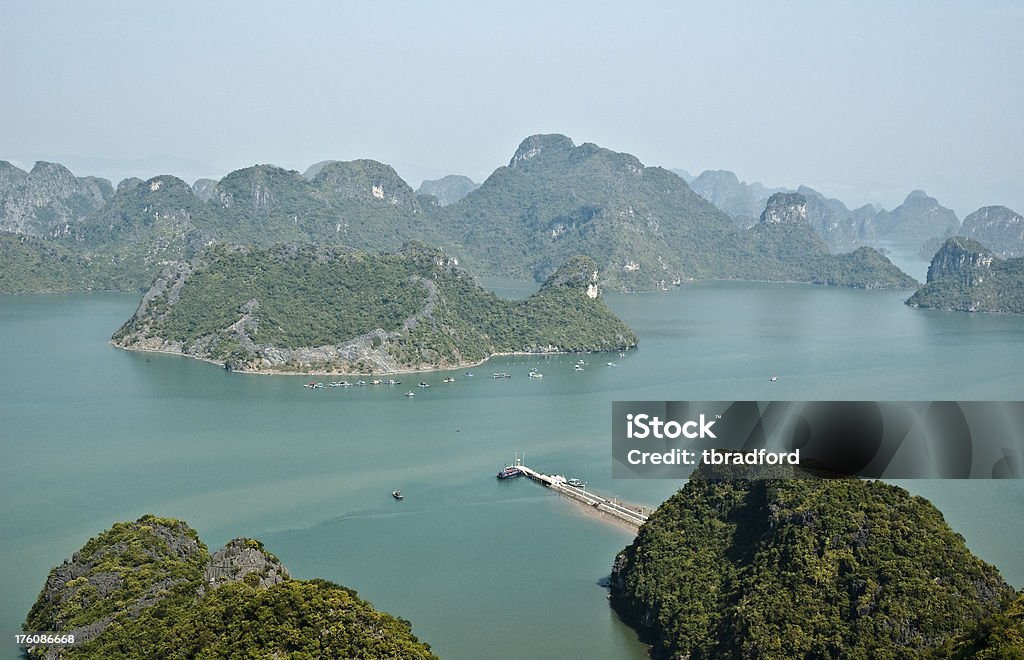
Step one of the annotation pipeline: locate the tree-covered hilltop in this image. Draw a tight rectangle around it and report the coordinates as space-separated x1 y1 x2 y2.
111 244 637 373
439 136 915 290
609 468 1016 659
1 139 916 293
907 237 1024 314
23 516 436 659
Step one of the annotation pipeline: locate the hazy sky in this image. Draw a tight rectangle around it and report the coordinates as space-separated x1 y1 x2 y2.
2 1 1021 217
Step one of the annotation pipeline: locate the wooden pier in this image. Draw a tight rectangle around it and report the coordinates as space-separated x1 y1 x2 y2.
512 462 650 530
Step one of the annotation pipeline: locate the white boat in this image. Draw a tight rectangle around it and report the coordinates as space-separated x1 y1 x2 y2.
528 372 543 379
404 391 415 397
770 375 779 382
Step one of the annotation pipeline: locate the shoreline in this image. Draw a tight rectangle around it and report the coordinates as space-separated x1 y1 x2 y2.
110 342 629 376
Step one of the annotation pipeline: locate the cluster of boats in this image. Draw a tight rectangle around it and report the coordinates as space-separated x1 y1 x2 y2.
304 356 634 393
304 379 402 388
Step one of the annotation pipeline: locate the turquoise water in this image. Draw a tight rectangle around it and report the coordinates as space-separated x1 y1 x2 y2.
2 281 1024 659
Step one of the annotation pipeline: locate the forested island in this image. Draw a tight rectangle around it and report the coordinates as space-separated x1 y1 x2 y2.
907 237 1024 314
112 244 637 373
23 515 436 659
610 466 1020 659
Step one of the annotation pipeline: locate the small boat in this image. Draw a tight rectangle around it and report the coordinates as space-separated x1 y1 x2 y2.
355 380 367 386
528 371 543 379
573 364 584 371
392 490 404 500
443 376 455 383
418 382 430 388
314 382 325 388
770 375 779 382
370 379 382 385
567 478 584 488
464 372 475 377
491 372 511 379
304 382 317 388
404 391 415 397
496 466 523 479
606 362 618 368
385 379 401 385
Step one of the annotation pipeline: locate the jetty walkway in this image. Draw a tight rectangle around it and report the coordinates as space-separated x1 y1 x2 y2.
514 463 650 529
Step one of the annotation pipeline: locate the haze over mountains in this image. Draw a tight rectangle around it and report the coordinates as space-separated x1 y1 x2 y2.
3 134 1020 302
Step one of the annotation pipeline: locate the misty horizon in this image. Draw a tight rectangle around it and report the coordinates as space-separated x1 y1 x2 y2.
2 2 1021 219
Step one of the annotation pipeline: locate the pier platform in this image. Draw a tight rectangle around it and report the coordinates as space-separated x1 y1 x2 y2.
510 463 650 530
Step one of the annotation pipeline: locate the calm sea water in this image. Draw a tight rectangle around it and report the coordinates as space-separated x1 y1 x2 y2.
2 279 1024 659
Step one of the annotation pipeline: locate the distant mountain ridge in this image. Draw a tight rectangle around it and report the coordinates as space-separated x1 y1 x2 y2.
959 205 1024 258
0 160 112 237
436 135 914 290
682 169 962 252
2 137 917 292
417 174 479 206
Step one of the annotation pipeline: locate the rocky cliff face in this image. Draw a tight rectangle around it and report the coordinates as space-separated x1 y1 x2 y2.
907 237 1024 313
925 236 994 284
760 192 809 225
24 516 208 650
202 538 289 591
0 161 112 237
960 205 1024 258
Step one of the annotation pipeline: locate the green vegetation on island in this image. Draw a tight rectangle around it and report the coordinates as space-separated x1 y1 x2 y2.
610 467 1016 659
112 244 637 373
907 236 1024 314
1 138 916 293
23 515 436 659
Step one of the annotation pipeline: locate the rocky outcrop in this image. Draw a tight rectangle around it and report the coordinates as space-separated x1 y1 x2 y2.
925 236 994 285
690 169 782 227
760 192 809 225
24 516 435 659
0 160 112 237
203 539 289 591
960 205 1024 258
417 174 479 206
24 516 206 651
907 237 1024 313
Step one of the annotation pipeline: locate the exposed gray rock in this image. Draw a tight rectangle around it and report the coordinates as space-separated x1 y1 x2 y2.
0 160 112 237
760 192 808 225
925 236 994 285
203 538 289 591
960 205 1024 258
